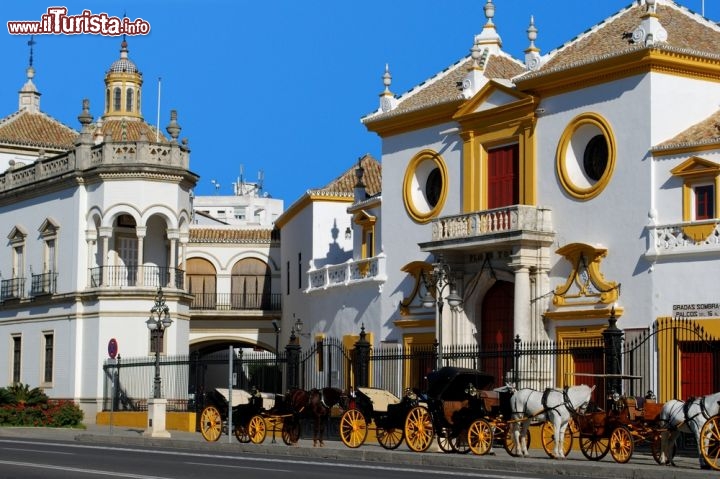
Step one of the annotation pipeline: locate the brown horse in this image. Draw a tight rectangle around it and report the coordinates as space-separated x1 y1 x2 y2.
283 387 347 447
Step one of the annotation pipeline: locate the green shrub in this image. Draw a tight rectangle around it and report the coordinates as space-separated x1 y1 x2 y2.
0 384 83 427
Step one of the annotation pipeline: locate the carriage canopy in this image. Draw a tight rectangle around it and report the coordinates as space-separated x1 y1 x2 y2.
425 367 494 401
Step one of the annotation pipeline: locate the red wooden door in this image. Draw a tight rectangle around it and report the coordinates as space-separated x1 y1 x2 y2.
573 351 604 408
488 144 519 209
681 345 714 399
480 281 514 386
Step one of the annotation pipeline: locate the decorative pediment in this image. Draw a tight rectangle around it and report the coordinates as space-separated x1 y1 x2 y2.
454 80 535 119
7 225 27 244
352 210 376 226
670 156 720 179
38 217 60 237
553 243 620 307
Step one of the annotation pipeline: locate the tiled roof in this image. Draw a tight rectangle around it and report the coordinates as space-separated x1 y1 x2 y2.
94 119 169 143
654 109 720 151
189 227 280 243
0 110 78 149
521 2 720 79
312 154 381 197
365 51 525 122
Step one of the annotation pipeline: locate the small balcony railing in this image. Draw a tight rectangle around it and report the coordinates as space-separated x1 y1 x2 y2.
31 271 58 296
645 219 720 260
428 205 553 242
189 292 281 311
1 277 25 301
307 254 386 291
89 266 185 290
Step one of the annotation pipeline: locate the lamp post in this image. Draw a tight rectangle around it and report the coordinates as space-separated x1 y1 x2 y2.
421 259 462 368
143 287 173 438
146 287 173 399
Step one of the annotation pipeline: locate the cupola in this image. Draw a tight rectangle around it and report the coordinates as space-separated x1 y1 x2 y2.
103 38 143 120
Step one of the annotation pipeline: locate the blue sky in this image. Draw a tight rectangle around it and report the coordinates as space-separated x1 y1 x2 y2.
1 1 717 203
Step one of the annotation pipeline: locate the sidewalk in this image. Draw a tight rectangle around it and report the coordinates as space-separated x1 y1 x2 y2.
0 424 714 479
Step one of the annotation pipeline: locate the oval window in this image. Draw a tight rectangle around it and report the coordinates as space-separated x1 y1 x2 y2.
403 150 448 223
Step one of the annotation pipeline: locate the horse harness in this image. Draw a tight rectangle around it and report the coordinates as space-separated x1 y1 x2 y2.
518 386 585 420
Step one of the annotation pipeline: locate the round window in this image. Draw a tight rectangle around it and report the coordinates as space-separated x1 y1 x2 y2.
403 150 448 223
556 113 616 200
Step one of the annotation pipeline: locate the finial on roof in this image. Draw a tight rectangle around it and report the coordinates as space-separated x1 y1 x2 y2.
645 0 657 14
166 109 181 141
470 37 483 70
379 64 397 113
524 15 542 71
484 0 495 27
476 0 502 53
78 98 93 127
19 37 40 113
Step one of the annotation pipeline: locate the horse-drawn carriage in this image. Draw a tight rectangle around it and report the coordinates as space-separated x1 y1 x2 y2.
199 386 346 446
402 367 520 454
339 386 422 449
199 387 276 443
576 389 665 463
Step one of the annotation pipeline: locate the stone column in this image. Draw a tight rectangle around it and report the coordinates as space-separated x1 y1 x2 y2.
511 264 531 342
136 226 146 286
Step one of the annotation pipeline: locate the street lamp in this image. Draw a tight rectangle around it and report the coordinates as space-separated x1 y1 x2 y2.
421 259 462 367
146 287 173 399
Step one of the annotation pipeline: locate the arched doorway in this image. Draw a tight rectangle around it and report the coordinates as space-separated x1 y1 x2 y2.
231 258 271 309
186 258 216 309
480 280 514 386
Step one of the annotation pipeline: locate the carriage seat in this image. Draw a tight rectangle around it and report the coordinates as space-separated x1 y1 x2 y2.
357 387 400 413
443 400 469 425
479 390 500 414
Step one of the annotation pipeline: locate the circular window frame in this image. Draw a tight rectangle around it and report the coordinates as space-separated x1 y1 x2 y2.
403 149 448 223
556 113 616 200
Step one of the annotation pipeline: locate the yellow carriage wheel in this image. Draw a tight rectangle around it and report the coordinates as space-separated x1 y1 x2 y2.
541 421 573 458
339 409 367 448
404 406 434 452
467 419 493 455
609 426 633 463
377 427 404 450
700 415 720 471
248 415 267 444
199 406 223 442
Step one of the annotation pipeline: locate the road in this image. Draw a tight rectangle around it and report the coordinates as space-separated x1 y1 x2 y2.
0 437 585 479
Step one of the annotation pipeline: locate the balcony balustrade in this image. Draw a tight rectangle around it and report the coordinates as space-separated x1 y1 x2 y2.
646 219 720 260
89 265 185 290
0 277 25 301
30 272 58 296
307 254 386 291
428 205 553 242
189 292 281 311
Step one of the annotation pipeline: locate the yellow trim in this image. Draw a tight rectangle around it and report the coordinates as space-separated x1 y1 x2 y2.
556 112 616 201
544 307 623 321
555 325 606 387
552 243 620 307
402 149 449 223
453 83 538 211
516 49 720 99
403 333 435 390
363 101 462 138
669 157 720 233
96 411 196 432
398 261 433 316
393 318 435 328
353 211 377 261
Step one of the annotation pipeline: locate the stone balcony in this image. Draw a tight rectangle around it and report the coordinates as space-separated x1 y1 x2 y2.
306 254 387 292
645 219 720 261
420 205 554 252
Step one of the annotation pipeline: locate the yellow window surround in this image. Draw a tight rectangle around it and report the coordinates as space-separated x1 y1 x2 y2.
669 156 720 242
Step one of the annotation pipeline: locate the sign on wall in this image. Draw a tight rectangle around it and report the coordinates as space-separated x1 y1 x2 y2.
673 303 720 319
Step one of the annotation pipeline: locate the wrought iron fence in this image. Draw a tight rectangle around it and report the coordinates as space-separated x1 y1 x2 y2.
101 317 719 413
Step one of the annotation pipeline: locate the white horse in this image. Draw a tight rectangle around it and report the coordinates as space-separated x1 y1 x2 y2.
510 384 594 459
657 391 720 469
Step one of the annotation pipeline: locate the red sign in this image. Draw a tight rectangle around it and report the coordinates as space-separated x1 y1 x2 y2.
108 338 118 359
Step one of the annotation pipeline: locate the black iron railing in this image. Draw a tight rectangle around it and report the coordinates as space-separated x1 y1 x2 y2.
89 266 184 289
31 271 58 296
189 292 281 311
0 277 25 300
